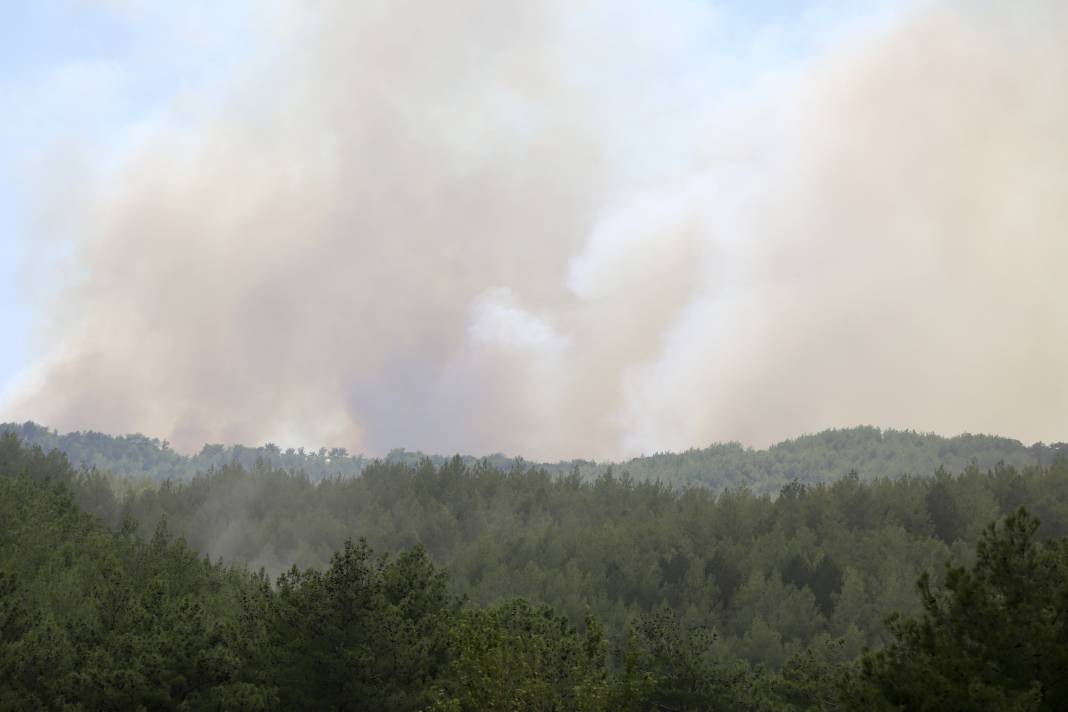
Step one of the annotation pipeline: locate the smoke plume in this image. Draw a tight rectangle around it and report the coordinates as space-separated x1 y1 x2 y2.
6 0 1067 458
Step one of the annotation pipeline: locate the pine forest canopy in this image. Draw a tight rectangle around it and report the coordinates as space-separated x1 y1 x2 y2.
2 430 1068 709
3 420 1064 493
4 0 1066 707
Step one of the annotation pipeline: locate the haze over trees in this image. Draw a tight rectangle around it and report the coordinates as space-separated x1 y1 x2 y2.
3 0 1065 708
2 428 1067 709
5 420 1064 492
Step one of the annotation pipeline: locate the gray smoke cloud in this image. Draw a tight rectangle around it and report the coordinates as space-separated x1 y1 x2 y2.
6 0 1067 459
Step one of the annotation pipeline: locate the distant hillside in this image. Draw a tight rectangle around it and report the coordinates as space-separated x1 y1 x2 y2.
0 421 521 482
2 421 1063 493
578 427 1068 493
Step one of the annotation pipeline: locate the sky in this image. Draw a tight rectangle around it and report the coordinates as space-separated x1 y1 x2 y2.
1 0 1065 459
1 0 254 399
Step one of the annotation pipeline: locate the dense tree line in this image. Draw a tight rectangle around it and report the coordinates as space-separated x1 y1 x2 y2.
4 432 1068 709
607 427 1067 492
6 421 1065 493
70 444 1067 672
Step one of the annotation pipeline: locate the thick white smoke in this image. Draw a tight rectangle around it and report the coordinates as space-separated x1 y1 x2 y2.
6 0 1067 458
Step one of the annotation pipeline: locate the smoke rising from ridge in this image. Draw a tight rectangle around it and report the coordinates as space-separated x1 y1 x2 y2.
6 0 1067 458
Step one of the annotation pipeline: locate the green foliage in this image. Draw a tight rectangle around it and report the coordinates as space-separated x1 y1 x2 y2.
0 434 261 709
433 600 610 710
590 427 1064 493
3 430 1068 710
7 421 1064 493
848 508 1068 710
615 609 765 711
93 445 1068 672
267 541 453 711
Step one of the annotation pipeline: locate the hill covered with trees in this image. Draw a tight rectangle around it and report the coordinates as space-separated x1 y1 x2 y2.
4 420 1064 493
582 427 1066 492
79 442 1068 670
3 431 1068 709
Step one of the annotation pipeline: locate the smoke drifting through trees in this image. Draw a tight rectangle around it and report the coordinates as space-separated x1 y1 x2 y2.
6 0 1067 458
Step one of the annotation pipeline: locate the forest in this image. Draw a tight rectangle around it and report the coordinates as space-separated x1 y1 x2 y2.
5 0 1065 708
5 420 1064 492
2 429 1068 709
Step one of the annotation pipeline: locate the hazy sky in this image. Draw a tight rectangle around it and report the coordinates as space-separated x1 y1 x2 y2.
2 0 1065 459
